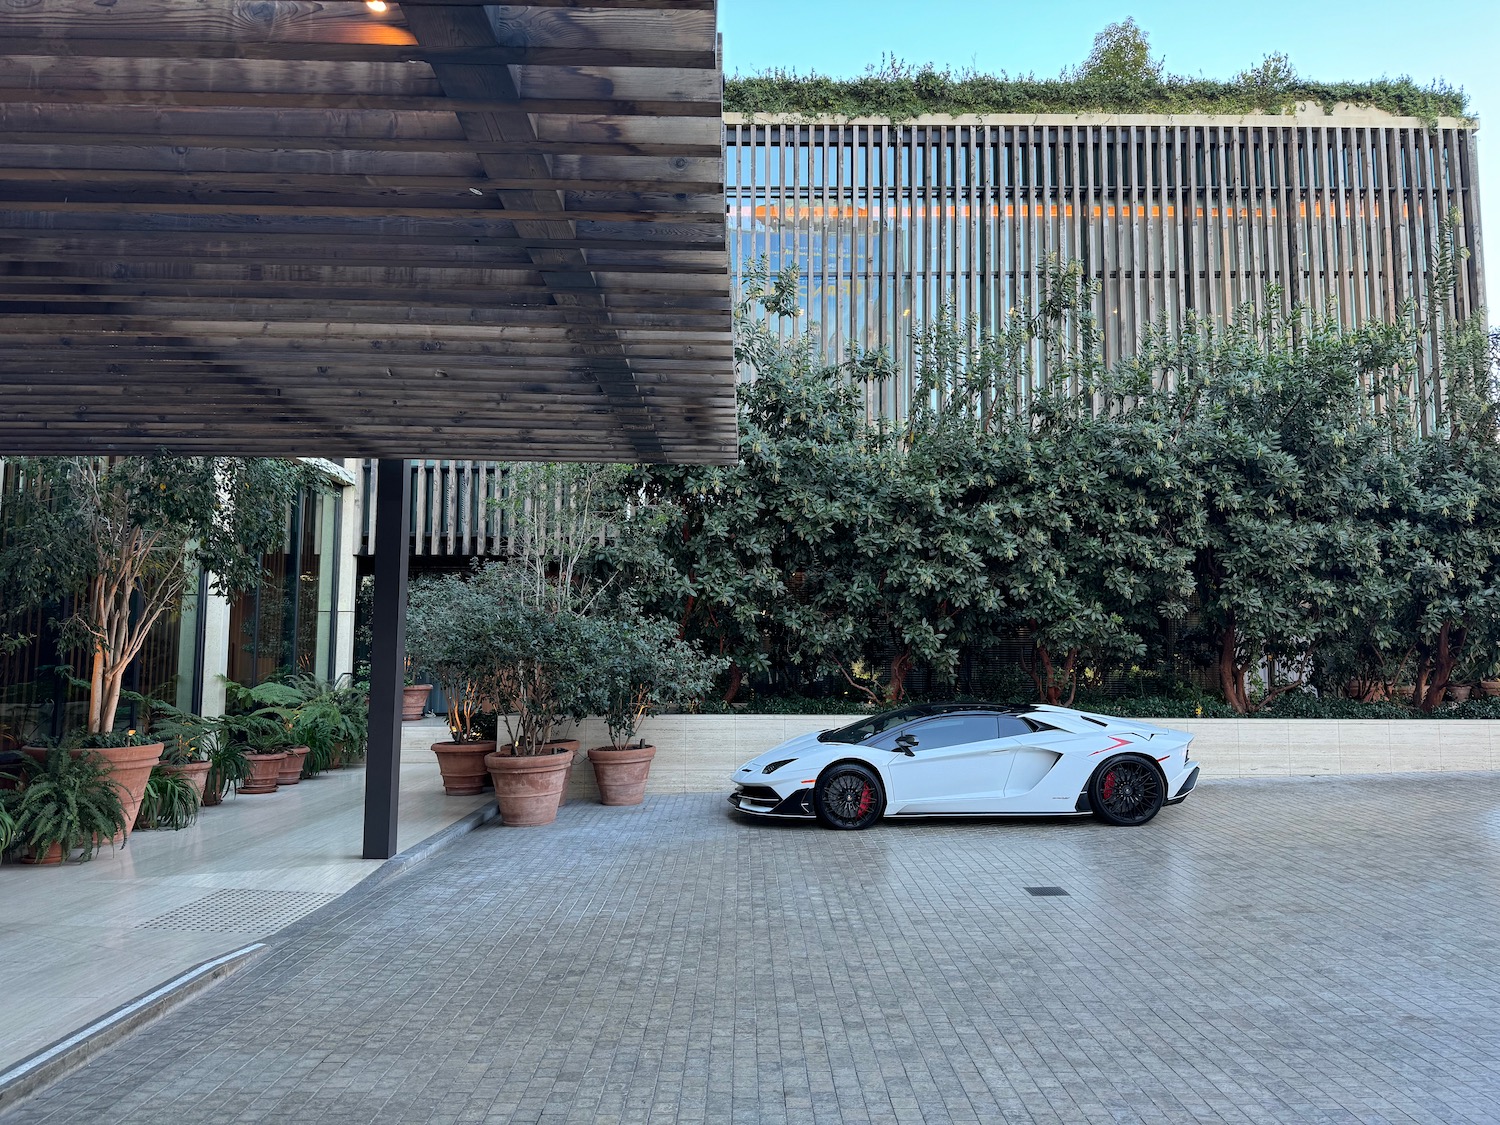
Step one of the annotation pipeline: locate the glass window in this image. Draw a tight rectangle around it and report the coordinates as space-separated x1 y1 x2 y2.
818 704 938 745
996 715 1032 738
906 714 1000 750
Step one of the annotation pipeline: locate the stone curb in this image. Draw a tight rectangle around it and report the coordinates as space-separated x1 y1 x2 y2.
0 798 500 1114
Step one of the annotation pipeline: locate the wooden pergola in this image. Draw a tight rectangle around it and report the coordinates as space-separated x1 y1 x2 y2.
0 0 734 855
0 0 734 464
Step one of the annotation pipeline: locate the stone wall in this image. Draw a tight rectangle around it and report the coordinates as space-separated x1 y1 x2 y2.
524 715 1500 802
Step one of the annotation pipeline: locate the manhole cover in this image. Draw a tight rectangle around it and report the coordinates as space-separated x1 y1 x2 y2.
1023 886 1069 897
139 889 339 933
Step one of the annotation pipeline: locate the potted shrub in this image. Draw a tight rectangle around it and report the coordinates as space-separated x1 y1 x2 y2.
477 565 590 827
587 607 723 806
402 657 433 721
2 747 128 864
0 458 319 832
407 570 499 796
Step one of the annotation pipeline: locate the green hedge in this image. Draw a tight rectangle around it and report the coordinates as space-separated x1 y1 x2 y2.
693 693 1500 720
724 70 1469 125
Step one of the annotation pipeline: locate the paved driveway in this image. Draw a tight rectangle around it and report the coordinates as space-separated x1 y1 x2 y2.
5 774 1499 1124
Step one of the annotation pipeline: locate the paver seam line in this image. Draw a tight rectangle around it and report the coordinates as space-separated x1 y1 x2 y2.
0 942 268 1114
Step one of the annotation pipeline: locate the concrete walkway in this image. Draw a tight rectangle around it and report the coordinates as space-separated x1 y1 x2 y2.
3 772 1498 1124
0 721 487 1074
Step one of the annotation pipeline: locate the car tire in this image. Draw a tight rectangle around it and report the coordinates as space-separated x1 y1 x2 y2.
813 763 885 830
1087 754 1166 826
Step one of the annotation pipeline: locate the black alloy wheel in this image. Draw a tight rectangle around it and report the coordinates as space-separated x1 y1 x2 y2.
1088 754 1165 826
813 763 885 830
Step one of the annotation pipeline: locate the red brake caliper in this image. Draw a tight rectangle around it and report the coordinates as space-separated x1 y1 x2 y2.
856 783 874 817
1101 770 1118 802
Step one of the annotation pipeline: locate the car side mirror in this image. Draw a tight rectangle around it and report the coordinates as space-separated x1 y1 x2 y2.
894 734 918 757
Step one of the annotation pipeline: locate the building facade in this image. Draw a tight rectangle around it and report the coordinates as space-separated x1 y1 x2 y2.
727 107 1485 421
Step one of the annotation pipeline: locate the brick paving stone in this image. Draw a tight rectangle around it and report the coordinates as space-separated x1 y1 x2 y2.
4 773 1500 1124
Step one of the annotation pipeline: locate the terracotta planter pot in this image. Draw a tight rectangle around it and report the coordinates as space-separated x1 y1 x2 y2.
1480 679 1500 699
402 684 433 721
431 740 497 795
241 752 286 794
161 759 212 802
202 764 231 806
25 742 163 845
19 841 64 866
484 748 570 826
1448 683 1474 703
587 744 657 806
275 746 311 786
543 739 581 805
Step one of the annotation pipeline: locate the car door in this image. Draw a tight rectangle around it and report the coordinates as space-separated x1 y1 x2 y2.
880 713 1015 813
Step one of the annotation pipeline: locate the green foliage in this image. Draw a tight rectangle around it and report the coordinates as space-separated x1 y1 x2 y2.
135 766 200 831
725 24 1467 124
407 567 503 743
224 675 358 773
0 801 16 854
2 748 127 861
465 564 600 755
1073 19 1162 84
611 205 1498 717
587 606 726 748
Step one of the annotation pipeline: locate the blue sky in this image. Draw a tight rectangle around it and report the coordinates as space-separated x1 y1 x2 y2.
720 0 1498 306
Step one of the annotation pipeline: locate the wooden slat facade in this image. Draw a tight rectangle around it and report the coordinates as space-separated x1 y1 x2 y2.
0 0 735 464
726 111 1485 426
367 107 1487 556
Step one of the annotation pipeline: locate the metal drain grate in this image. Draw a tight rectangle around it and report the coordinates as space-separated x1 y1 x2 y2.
1024 886 1069 897
139 889 339 934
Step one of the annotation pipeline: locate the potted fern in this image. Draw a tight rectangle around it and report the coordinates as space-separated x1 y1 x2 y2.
2 747 128 864
134 766 201 831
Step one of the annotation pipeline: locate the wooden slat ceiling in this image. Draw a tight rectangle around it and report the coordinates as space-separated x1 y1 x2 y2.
0 0 735 464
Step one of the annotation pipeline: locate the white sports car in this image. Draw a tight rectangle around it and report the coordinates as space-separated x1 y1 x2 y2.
728 703 1200 829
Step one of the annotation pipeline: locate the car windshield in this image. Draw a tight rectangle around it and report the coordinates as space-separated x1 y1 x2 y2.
817 705 939 745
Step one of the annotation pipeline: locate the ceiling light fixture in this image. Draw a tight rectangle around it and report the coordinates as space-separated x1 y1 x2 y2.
366 1 388 12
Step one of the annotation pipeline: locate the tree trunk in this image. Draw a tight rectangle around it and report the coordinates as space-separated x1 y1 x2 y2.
887 649 913 702
1034 641 1062 705
1218 616 1249 715
1419 623 1465 713
722 662 742 705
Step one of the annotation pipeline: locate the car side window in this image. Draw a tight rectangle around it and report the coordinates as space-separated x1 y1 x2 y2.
995 715 1032 738
903 714 1001 751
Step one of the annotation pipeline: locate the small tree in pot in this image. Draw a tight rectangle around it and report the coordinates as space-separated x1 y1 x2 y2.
475 564 595 826
588 607 724 805
407 568 502 795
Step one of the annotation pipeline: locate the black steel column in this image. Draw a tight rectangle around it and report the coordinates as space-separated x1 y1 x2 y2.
363 458 411 860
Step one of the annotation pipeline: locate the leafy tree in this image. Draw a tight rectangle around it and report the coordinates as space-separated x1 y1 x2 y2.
1075 19 1163 85
0 458 321 739
1392 318 1500 709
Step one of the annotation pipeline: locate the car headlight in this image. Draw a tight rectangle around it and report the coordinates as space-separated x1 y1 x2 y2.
762 758 796 774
